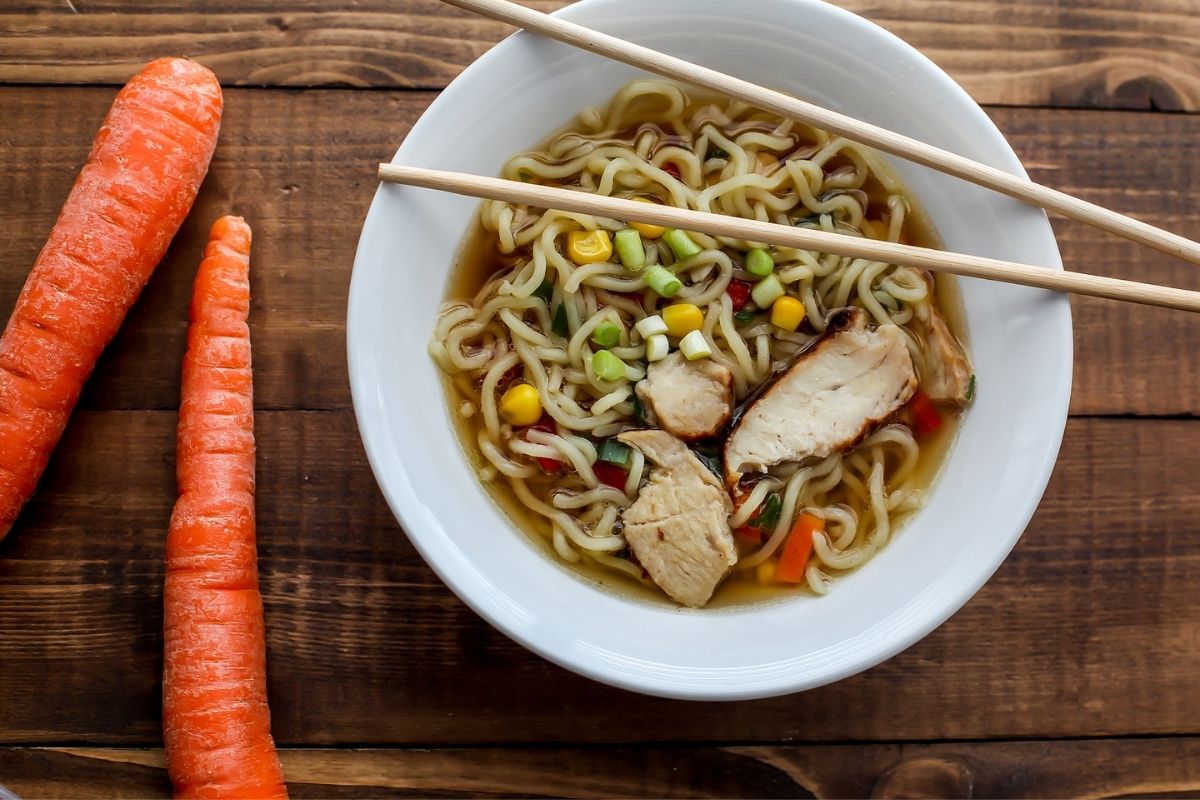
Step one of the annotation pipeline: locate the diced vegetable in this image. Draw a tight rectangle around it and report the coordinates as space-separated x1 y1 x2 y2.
754 493 783 530
662 162 682 180
591 321 621 349
755 559 777 585
966 373 977 403
598 439 632 468
745 248 774 278
614 228 646 271
751 273 785 308
499 383 542 426
733 310 755 324
635 314 668 338
534 280 554 302
679 330 711 361
707 145 729 160
726 279 751 310
630 197 666 238
517 169 533 183
644 266 682 298
645 333 669 362
567 229 613 265
776 513 823 583
662 303 704 337
592 461 628 490
663 229 702 261
907 388 943 436
592 350 628 382
770 295 805 332
551 303 569 337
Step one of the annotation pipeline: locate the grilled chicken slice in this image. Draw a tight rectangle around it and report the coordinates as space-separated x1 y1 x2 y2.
618 429 736 608
918 308 972 406
635 352 734 442
723 308 917 485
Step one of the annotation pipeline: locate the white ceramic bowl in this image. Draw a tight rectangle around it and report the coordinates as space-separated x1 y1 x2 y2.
348 0 1072 700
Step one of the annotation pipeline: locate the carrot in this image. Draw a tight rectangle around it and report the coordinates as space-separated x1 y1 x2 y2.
776 512 823 584
163 217 287 799
0 57 222 540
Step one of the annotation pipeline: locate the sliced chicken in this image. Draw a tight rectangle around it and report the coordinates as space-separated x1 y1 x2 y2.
918 308 972 406
724 308 917 485
618 429 736 608
635 352 734 442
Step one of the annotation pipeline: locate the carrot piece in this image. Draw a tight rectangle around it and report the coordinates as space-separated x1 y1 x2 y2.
0 57 222 540
163 217 287 800
907 388 943 437
776 513 823 584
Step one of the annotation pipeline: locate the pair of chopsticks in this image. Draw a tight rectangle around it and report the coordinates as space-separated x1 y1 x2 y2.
377 0 1200 314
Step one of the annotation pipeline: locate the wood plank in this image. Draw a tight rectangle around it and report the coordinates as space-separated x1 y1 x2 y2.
1 412 1198 745
3 1 1200 112
2 85 1198 416
4 738 1200 798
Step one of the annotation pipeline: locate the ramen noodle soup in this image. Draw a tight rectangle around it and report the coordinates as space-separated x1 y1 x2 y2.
430 79 974 608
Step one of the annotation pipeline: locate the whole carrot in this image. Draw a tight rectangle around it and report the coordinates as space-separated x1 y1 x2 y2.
0 57 222 540
163 217 286 799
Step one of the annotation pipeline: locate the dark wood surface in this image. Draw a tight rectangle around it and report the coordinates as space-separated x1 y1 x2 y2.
2 1 1199 797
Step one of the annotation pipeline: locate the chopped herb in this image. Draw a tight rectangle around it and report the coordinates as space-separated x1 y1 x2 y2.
734 310 756 324
707 145 729 160
751 493 782 531
534 280 554 303
517 169 534 182
691 448 723 479
966 373 977 403
631 389 648 425
551 303 569 337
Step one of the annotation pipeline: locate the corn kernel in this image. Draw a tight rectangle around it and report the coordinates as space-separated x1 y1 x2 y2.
770 295 805 332
499 383 542 427
662 303 704 337
567 229 613 265
630 198 667 239
756 559 778 585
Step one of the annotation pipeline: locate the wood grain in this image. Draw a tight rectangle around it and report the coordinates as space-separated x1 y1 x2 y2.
2 86 1199 415
2 1 1200 112
4 738 1200 799
1 413 1198 746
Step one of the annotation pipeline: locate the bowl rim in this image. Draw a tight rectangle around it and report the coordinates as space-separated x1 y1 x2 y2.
348 0 1074 700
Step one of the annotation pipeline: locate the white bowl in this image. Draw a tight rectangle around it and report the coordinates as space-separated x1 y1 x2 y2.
348 0 1072 700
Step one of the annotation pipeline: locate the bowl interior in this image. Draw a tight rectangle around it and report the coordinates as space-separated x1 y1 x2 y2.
348 0 1072 699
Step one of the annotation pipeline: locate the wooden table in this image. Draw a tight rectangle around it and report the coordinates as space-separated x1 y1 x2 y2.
2 1 1200 796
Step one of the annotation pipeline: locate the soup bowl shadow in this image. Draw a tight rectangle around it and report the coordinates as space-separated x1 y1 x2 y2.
347 0 1072 700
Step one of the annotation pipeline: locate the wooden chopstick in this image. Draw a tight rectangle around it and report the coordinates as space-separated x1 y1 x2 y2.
378 163 1200 313
437 0 1200 268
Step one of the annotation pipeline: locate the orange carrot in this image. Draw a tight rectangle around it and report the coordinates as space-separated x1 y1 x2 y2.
163 217 286 799
0 57 222 540
776 513 823 584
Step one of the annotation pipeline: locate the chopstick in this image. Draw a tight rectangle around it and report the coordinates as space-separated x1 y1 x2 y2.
437 0 1200 268
378 164 1200 313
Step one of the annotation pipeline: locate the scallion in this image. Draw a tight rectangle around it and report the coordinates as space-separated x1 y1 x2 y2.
591 321 621 349
592 350 627 382
692 448 723 480
734 310 755 324
645 333 669 362
707 145 729 160
745 248 774 278
534 280 554 303
966 373 977 403
614 228 646 271
644 266 682 298
663 229 702 262
551 303 569 337
751 273 785 309
679 330 712 361
631 388 648 424
598 439 632 468
634 314 668 338
752 493 782 531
